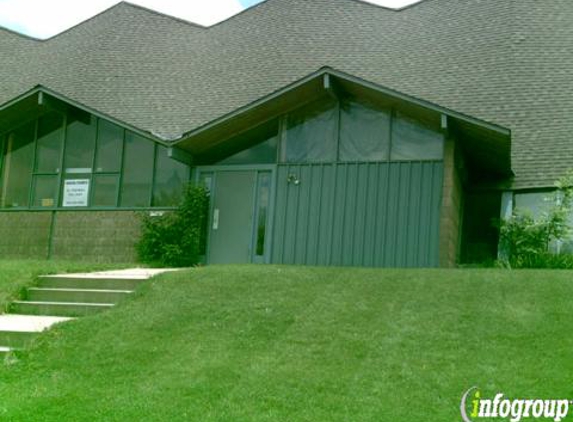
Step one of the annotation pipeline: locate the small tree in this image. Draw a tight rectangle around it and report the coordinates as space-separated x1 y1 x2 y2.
137 185 209 267
499 171 573 268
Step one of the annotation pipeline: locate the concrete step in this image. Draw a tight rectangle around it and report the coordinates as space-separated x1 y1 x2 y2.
27 288 132 304
0 314 73 333
0 314 72 350
11 301 114 317
0 314 73 331
37 276 145 291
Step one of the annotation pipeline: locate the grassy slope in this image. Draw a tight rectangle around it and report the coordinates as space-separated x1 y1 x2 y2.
0 265 572 421
0 260 128 312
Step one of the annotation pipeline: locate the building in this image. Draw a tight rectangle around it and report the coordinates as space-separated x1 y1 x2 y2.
0 0 571 266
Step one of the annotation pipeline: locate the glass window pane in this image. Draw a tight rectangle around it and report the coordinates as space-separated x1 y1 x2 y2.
153 145 189 207
514 192 552 219
35 112 64 174
120 132 154 207
282 98 337 163
65 110 96 173
198 172 213 192
218 135 277 165
32 175 58 207
1 123 35 208
93 174 119 207
95 119 123 173
340 100 390 162
391 111 444 161
211 120 278 165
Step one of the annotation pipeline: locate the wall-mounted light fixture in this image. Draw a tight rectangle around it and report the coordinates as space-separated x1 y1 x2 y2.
287 174 300 185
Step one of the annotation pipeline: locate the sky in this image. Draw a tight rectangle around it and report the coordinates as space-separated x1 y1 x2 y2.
0 0 420 39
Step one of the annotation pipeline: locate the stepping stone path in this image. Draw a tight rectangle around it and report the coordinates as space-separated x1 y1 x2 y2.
0 268 174 355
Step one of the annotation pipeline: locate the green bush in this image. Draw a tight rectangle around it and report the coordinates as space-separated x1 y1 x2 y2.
499 172 573 268
502 252 573 269
136 185 209 267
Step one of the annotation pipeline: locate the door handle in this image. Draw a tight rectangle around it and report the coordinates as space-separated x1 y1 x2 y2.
213 208 220 230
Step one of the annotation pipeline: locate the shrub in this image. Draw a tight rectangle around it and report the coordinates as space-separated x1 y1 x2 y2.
136 185 209 267
502 252 573 269
499 171 573 268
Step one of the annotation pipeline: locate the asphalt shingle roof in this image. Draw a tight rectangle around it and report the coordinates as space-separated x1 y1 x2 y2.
0 0 572 188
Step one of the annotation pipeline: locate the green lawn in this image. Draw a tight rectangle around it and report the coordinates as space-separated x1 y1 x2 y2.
1 265 573 421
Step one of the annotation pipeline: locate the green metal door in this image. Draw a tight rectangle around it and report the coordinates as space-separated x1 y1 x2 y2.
208 171 257 264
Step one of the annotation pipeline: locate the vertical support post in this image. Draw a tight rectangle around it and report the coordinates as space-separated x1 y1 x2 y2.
438 134 463 267
47 210 56 259
497 191 513 261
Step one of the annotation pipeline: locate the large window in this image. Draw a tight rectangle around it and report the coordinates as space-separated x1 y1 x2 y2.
339 99 391 162
390 111 444 161
283 99 338 163
212 120 279 165
120 132 154 207
0 108 190 210
215 97 444 166
33 112 64 208
65 110 96 173
280 97 443 164
0 122 35 208
153 145 190 207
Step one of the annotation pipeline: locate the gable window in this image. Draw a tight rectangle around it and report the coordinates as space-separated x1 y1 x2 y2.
282 98 338 163
339 99 391 162
211 119 279 165
210 96 444 167
391 111 443 161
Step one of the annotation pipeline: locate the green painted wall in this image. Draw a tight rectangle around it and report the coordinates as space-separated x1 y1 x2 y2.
272 161 443 267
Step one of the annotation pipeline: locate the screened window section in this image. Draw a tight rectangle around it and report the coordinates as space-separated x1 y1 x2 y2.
210 97 443 167
339 100 390 161
153 145 190 207
0 122 35 208
214 120 279 165
65 111 96 173
120 132 154 207
390 111 444 161
218 135 277 165
0 108 190 210
278 97 444 164
92 119 124 207
283 99 337 163
33 112 64 207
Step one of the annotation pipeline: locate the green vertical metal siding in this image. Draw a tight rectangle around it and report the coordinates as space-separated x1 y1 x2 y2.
271 161 443 267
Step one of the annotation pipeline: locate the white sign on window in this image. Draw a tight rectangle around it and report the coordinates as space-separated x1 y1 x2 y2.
63 179 90 207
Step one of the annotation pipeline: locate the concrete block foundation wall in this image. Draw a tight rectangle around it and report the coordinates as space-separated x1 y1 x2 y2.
0 211 142 262
0 212 53 259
